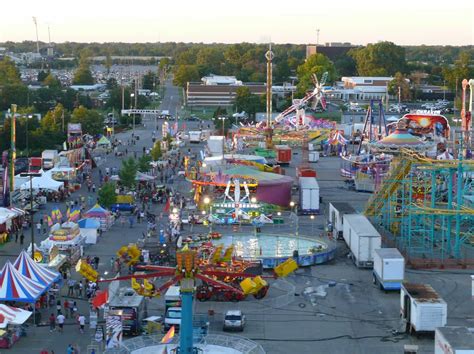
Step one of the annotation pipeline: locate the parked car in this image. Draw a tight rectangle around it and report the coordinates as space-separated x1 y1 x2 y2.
223 310 245 332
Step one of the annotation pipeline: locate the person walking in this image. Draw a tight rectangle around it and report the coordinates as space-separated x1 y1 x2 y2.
36 221 42 236
92 183 96 193
57 312 65 333
78 314 86 333
49 313 56 332
20 232 24 245
63 299 70 319
15 230 18 243
56 299 62 315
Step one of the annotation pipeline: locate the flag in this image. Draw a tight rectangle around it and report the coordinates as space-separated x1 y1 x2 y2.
92 290 108 309
51 210 56 221
66 207 70 219
47 216 53 227
70 208 80 222
161 326 175 344
163 198 170 213
2 166 10 207
57 209 63 220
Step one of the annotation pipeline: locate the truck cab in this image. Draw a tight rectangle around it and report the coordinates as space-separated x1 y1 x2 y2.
164 307 182 331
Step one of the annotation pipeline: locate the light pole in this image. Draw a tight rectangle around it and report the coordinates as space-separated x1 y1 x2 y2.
130 93 135 133
25 114 33 156
20 172 41 259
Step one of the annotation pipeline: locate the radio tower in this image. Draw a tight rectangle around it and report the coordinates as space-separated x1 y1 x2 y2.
32 17 40 54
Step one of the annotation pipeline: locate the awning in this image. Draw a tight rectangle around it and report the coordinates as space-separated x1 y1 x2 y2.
0 305 32 329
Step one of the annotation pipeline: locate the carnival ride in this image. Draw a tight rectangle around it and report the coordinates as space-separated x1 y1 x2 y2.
364 147 474 267
78 245 298 353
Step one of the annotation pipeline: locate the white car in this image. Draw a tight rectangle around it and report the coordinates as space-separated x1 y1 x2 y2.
223 310 245 332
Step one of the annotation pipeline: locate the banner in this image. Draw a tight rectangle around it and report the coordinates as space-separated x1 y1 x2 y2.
106 315 122 349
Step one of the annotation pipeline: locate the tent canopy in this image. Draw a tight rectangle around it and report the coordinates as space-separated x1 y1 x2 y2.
84 204 111 217
0 305 32 329
13 250 61 288
97 136 111 147
78 218 101 229
0 261 46 303
0 208 17 224
19 170 64 192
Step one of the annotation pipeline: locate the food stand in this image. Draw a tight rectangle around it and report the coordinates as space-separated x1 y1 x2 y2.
39 222 85 270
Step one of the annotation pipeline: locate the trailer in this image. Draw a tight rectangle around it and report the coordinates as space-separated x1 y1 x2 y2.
373 248 404 290
189 131 202 143
208 136 224 156
299 177 320 214
308 151 319 162
275 145 291 164
435 326 474 354
328 202 356 240
401 283 447 335
342 214 381 268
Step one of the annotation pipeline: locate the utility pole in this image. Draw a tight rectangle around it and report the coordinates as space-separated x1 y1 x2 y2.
10 104 17 195
32 17 40 55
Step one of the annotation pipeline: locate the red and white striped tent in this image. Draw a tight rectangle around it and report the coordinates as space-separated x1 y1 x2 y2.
0 261 46 303
0 304 32 328
13 250 61 288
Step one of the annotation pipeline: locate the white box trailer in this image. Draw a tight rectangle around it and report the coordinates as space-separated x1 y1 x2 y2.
401 283 447 334
308 151 320 162
435 326 474 354
299 177 320 214
189 131 202 143
373 248 404 290
342 214 381 268
328 202 356 240
208 136 224 155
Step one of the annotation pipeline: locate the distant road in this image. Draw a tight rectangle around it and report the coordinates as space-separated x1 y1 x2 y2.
159 77 182 117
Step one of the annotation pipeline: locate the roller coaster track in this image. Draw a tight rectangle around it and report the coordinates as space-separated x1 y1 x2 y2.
364 149 474 217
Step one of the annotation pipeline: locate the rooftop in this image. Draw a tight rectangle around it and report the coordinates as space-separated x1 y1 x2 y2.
403 283 443 302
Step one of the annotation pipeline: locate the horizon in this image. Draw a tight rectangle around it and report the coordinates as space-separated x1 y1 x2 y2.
0 0 473 46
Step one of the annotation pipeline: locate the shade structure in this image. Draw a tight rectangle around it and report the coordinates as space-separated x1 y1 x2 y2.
220 166 293 207
84 204 111 218
0 261 46 303
96 136 111 147
18 170 64 192
13 250 61 288
0 305 32 329
78 218 101 229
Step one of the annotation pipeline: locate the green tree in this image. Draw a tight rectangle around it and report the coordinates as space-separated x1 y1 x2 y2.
350 42 406 76
106 86 131 112
73 51 94 85
142 71 157 91
196 47 224 74
44 73 61 89
138 154 152 172
0 84 29 110
40 103 68 132
442 51 472 90
234 86 264 119
388 72 412 101
0 57 21 85
119 157 138 189
296 53 336 97
333 55 357 76
97 182 116 209
105 52 113 74
150 141 162 161
173 65 200 88
37 70 48 82
71 106 103 135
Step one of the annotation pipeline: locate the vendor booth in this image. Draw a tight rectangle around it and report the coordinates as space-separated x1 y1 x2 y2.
0 208 25 244
96 136 112 149
40 222 85 268
0 261 46 303
18 170 64 192
78 218 101 244
84 204 114 231
0 305 32 349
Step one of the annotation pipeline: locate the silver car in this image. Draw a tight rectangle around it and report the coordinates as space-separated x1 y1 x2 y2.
223 310 245 332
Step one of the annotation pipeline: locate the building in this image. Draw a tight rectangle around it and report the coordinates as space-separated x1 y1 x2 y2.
324 76 393 101
186 75 266 107
306 43 358 60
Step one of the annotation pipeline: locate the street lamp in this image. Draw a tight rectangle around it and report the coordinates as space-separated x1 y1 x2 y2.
20 172 41 260
251 197 257 204
203 196 210 205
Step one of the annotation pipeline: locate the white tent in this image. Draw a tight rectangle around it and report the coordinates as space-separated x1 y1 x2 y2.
0 208 17 225
19 170 64 192
0 305 32 328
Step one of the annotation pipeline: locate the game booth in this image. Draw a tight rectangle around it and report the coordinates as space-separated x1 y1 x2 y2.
83 204 114 231
78 218 101 244
0 208 26 245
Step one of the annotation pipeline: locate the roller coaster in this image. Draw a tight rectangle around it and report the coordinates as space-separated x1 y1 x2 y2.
364 147 474 268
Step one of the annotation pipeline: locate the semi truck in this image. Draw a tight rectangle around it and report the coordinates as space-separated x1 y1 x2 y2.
342 214 381 268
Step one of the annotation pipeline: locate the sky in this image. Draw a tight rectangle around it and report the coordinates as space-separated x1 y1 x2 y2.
0 0 473 45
